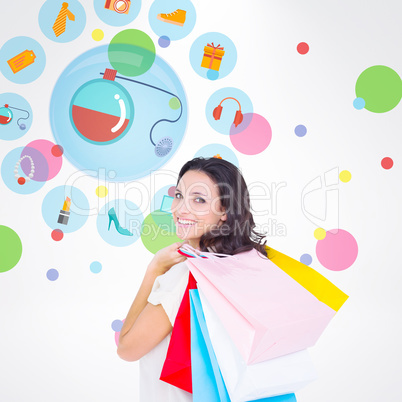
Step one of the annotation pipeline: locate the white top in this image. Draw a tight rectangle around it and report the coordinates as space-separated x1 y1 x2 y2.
139 261 193 402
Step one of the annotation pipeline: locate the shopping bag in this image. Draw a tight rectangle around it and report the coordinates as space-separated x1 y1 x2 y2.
198 288 316 402
159 271 197 393
183 244 348 364
190 288 299 402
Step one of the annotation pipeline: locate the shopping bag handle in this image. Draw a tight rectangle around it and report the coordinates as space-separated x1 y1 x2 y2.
180 243 238 259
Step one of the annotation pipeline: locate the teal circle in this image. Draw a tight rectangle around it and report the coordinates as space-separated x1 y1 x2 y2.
189 32 237 80
41 185 90 233
194 143 239 168
148 0 196 41
0 93 33 140
1 146 46 194
0 36 46 84
97 199 144 247
94 0 141 27
90 261 102 273
206 87 253 135
69 78 134 145
0 225 22 273
39 0 86 43
353 97 365 110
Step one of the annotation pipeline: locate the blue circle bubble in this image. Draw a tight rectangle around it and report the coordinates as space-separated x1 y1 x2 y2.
295 124 307 137
50 45 188 182
97 199 144 247
190 32 237 80
0 93 33 140
158 35 171 48
47 269 59 281
39 0 86 43
111 319 123 332
0 36 46 84
194 143 239 168
1 146 46 194
90 261 102 273
300 253 313 265
42 185 90 233
93 0 141 27
353 97 365 110
149 1 196 41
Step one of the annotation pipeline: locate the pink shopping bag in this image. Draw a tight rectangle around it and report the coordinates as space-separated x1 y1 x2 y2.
182 244 344 365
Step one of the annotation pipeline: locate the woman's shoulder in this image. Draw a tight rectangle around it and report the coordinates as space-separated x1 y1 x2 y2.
156 260 189 287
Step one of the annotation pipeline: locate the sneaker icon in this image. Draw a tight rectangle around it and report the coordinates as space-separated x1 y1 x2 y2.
157 9 186 26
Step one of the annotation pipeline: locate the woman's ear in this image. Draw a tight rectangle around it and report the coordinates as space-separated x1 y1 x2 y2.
220 209 227 222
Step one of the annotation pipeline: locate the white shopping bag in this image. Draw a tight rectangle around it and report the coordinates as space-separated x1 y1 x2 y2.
198 289 318 402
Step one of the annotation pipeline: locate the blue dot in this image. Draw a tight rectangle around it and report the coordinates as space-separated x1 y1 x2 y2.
207 69 219 80
111 319 123 332
90 261 102 274
158 35 171 48
300 253 313 265
19 123 26 130
47 268 59 281
295 125 307 137
353 97 365 110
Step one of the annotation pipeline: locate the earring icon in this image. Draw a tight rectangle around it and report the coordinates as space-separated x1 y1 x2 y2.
213 97 243 127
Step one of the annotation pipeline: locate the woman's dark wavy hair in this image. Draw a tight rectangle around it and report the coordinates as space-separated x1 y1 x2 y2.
176 157 268 257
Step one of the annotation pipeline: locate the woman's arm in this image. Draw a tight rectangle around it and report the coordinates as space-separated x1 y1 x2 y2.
117 242 187 362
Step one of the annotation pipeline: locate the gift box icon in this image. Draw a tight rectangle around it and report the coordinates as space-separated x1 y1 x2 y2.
201 42 225 71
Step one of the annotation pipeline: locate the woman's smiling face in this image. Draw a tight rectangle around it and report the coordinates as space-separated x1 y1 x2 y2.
171 170 227 247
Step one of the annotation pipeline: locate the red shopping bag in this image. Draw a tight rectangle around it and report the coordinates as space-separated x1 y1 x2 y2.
160 271 197 393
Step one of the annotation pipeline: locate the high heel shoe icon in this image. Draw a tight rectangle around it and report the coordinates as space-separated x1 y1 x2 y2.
108 207 133 236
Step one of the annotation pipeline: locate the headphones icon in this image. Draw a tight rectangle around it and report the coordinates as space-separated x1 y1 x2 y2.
213 97 243 127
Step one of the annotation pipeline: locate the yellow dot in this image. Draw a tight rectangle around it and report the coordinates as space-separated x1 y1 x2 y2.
96 186 108 198
339 170 352 183
314 228 326 240
92 29 104 42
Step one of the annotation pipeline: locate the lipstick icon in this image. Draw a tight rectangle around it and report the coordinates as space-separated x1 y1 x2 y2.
58 197 71 225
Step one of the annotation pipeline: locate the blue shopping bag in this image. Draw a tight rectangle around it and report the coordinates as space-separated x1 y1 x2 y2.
189 289 297 402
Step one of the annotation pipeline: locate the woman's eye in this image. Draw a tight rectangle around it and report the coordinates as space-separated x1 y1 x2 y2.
194 197 205 204
175 193 183 199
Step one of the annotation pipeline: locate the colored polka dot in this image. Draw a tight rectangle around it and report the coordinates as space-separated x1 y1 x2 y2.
229 113 272 155
111 319 123 332
169 97 181 110
316 228 358 271
92 29 104 41
17 177 25 185
114 318 125 346
295 125 307 137
300 253 312 266
355 65 402 113
207 70 219 80
46 268 59 281
51 145 64 157
168 186 176 197
297 42 309 55
353 97 365 110
51 229 64 241
339 170 352 182
158 35 171 48
314 228 326 240
381 157 393 169
90 261 102 274
0 225 22 273
96 186 108 198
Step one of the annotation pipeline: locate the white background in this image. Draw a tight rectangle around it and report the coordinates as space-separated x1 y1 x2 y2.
1 1 402 401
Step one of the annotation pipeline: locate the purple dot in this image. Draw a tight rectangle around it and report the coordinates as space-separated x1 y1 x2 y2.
295 125 307 137
46 268 59 281
112 319 123 332
158 36 171 48
300 253 312 265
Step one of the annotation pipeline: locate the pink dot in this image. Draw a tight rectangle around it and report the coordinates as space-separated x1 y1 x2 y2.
51 229 64 241
316 229 358 271
229 113 272 155
168 186 176 197
51 145 64 157
297 42 309 55
381 157 393 169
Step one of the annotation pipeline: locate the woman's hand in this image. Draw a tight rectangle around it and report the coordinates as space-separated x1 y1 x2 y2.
147 241 188 277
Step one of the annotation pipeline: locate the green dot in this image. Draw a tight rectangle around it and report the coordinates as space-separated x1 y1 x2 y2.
108 29 156 77
0 225 22 273
169 97 181 110
355 65 402 113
